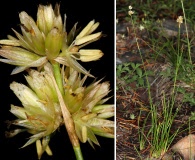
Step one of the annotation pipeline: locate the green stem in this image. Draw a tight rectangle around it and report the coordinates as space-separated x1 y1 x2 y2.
130 15 153 105
52 62 64 95
172 27 181 94
51 61 83 160
181 0 192 64
74 147 84 160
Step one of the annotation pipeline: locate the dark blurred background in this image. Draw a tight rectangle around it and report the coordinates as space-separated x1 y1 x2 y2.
0 0 115 160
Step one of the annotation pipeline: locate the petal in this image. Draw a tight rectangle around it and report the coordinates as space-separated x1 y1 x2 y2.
5 129 26 138
53 4 63 32
36 140 43 159
56 54 94 78
94 82 110 100
43 4 55 32
0 39 20 46
0 46 40 63
87 127 100 146
19 11 43 41
97 112 114 119
10 82 46 111
92 104 114 118
21 136 42 148
37 5 47 34
92 104 114 113
87 118 114 127
75 122 84 143
19 12 45 55
75 20 95 39
81 125 87 143
10 105 28 119
20 25 45 55
10 57 47 75
74 32 101 46
81 113 97 121
25 69 58 102
90 126 114 138
87 22 100 35
12 29 36 53
82 83 110 112
67 22 78 45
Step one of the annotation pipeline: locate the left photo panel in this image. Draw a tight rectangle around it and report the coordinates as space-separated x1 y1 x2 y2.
0 0 115 160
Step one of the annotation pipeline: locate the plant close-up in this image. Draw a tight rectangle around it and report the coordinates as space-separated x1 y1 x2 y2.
0 1 114 160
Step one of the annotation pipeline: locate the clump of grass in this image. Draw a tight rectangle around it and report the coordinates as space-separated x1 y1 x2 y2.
149 94 180 158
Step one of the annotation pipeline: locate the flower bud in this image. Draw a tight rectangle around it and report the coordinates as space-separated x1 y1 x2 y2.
45 28 63 60
79 49 103 62
37 4 54 34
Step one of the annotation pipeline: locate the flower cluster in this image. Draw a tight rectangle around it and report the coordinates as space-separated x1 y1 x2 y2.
128 5 134 16
6 64 114 159
1 3 114 160
6 67 63 158
0 4 103 77
63 67 114 145
176 16 183 28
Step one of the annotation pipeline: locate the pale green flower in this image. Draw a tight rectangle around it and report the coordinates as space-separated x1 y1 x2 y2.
176 16 183 28
6 68 63 159
128 5 134 16
62 67 114 147
57 19 103 77
72 49 103 62
6 65 114 158
139 25 145 31
129 5 133 10
0 4 103 77
128 10 134 16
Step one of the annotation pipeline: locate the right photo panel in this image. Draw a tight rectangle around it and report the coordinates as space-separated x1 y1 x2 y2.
116 0 195 159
